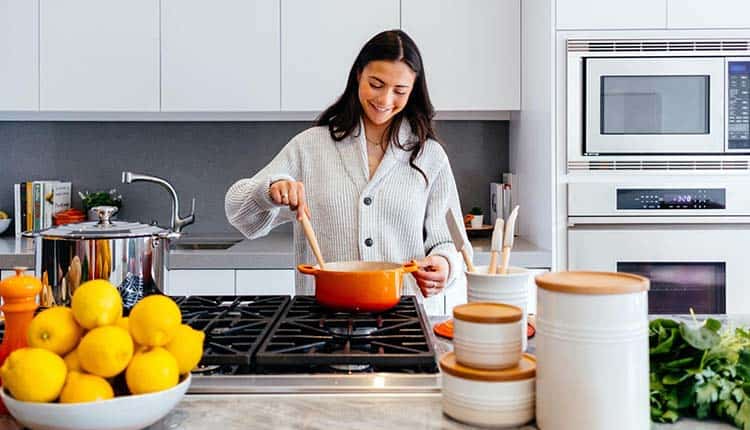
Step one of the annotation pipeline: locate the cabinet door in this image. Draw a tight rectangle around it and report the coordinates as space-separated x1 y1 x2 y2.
281 0 399 112
557 0 667 30
402 0 520 110
166 270 235 296
236 270 294 296
0 0 38 110
40 0 159 111
161 0 280 111
668 0 750 29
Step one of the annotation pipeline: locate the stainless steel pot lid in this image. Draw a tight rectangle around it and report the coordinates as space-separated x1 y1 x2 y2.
39 206 170 239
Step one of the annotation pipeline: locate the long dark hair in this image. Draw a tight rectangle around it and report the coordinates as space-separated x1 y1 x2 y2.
316 30 438 184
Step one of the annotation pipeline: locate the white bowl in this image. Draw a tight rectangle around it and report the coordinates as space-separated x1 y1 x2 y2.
0 219 11 235
1 374 190 430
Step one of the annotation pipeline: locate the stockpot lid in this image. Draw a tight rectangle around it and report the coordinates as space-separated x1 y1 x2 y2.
39 206 170 239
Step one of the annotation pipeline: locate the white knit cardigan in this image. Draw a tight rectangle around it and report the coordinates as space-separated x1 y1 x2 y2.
225 119 470 310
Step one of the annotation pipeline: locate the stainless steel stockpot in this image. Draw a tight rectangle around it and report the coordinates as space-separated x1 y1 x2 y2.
28 206 177 309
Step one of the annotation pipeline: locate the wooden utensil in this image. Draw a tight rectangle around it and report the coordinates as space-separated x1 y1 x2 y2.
445 209 475 272
298 212 326 269
488 218 504 275
498 205 519 275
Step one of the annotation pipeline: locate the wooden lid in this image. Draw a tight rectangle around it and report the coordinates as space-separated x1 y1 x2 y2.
535 271 649 295
452 302 522 323
439 352 536 382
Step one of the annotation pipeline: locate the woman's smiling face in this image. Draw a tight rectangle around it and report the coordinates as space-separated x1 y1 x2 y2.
358 60 417 128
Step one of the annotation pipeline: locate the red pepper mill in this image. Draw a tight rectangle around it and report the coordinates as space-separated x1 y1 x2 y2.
0 267 42 414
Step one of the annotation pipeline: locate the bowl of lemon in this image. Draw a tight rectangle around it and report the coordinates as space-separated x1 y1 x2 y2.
0 210 11 235
0 280 204 430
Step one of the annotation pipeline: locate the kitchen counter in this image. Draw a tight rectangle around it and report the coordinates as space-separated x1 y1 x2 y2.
0 232 552 270
0 315 738 430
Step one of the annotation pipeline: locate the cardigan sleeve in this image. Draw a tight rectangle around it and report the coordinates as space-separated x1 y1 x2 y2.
224 137 301 239
423 159 473 287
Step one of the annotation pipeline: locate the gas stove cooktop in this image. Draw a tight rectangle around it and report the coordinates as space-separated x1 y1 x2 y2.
174 295 441 394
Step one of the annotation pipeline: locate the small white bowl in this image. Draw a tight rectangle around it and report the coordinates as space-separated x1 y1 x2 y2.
1 374 190 430
453 302 523 370
0 219 11 235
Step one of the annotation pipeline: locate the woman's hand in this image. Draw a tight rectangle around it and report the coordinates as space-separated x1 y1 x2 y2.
412 255 449 297
269 180 311 220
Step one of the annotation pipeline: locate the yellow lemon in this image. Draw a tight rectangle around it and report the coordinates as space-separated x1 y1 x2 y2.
0 348 67 402
27 306 83 356
59 371 114 403
129 295 181 347
77 326 133 378
71 280 122 329
63 348 82 372
125 347 179 395
165 324 205 374
116 317 144 351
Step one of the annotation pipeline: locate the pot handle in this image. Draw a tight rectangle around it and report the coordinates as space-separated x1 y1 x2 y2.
21 230 39 238
297 264 319 275
401 260 419 273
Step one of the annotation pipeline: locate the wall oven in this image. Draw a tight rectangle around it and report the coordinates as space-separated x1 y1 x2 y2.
567 181 750 314
567 39 750 170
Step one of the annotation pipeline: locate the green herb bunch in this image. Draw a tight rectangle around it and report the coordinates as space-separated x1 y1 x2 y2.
650 317 750 429
78 189 123 211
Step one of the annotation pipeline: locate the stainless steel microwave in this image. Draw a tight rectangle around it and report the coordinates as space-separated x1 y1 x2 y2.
562 36 750 158
584 56 750 155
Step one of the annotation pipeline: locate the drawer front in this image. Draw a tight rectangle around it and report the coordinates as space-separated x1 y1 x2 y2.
236 270 295 296
166 269 235 296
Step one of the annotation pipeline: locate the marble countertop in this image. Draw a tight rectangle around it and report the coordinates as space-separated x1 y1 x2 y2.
0 232 552 270
0 314 738 430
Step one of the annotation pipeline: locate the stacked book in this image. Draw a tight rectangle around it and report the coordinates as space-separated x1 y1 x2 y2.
13 180 72 236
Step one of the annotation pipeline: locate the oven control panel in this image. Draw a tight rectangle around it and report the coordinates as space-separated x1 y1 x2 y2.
617 188 726 210
728 61 750 150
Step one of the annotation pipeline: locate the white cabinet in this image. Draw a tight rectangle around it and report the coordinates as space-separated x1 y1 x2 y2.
668 0 750 29
236 270 295 296
556 0 667 30
166 270 235 296
161 0 280 111
39 0 159 111
280 0 399 112
402 0 520 110
0 0 38 110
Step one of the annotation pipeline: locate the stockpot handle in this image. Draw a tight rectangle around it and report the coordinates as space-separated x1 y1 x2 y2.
401 260 419 273
298 264 319 275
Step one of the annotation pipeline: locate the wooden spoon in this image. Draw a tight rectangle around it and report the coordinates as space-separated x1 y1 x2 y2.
298 212 326 269
488 218 504 275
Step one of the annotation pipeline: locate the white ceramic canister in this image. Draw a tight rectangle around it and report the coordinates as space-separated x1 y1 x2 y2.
453 302 523 370
466 266 530 351
534 271 650 430
440 352 536 428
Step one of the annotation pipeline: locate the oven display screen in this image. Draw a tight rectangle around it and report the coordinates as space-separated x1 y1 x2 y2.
617 188 726 210
728 61 750 150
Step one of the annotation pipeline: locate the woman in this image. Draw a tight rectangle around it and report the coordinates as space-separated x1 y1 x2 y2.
225 30 470 309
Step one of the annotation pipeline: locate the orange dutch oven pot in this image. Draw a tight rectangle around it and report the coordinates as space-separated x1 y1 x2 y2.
298 261 419 312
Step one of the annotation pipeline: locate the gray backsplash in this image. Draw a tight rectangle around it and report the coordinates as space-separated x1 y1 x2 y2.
1 121 508 235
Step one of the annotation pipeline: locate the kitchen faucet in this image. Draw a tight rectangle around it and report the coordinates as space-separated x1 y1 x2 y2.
122 171 196 233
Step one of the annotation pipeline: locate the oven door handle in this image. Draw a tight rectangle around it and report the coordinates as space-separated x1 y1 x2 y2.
568 216 750 226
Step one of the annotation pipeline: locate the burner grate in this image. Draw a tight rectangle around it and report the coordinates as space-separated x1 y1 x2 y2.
173 295 290 367
256 296 438 372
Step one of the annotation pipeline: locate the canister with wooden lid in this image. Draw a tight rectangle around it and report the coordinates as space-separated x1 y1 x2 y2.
440 352 536 428
534 271 649 430
452 302 523 369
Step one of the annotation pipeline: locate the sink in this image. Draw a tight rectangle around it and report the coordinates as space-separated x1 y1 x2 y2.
171 239 242 250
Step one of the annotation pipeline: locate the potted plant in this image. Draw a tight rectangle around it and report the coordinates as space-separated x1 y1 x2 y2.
468 206 484 228
79 189 123 221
